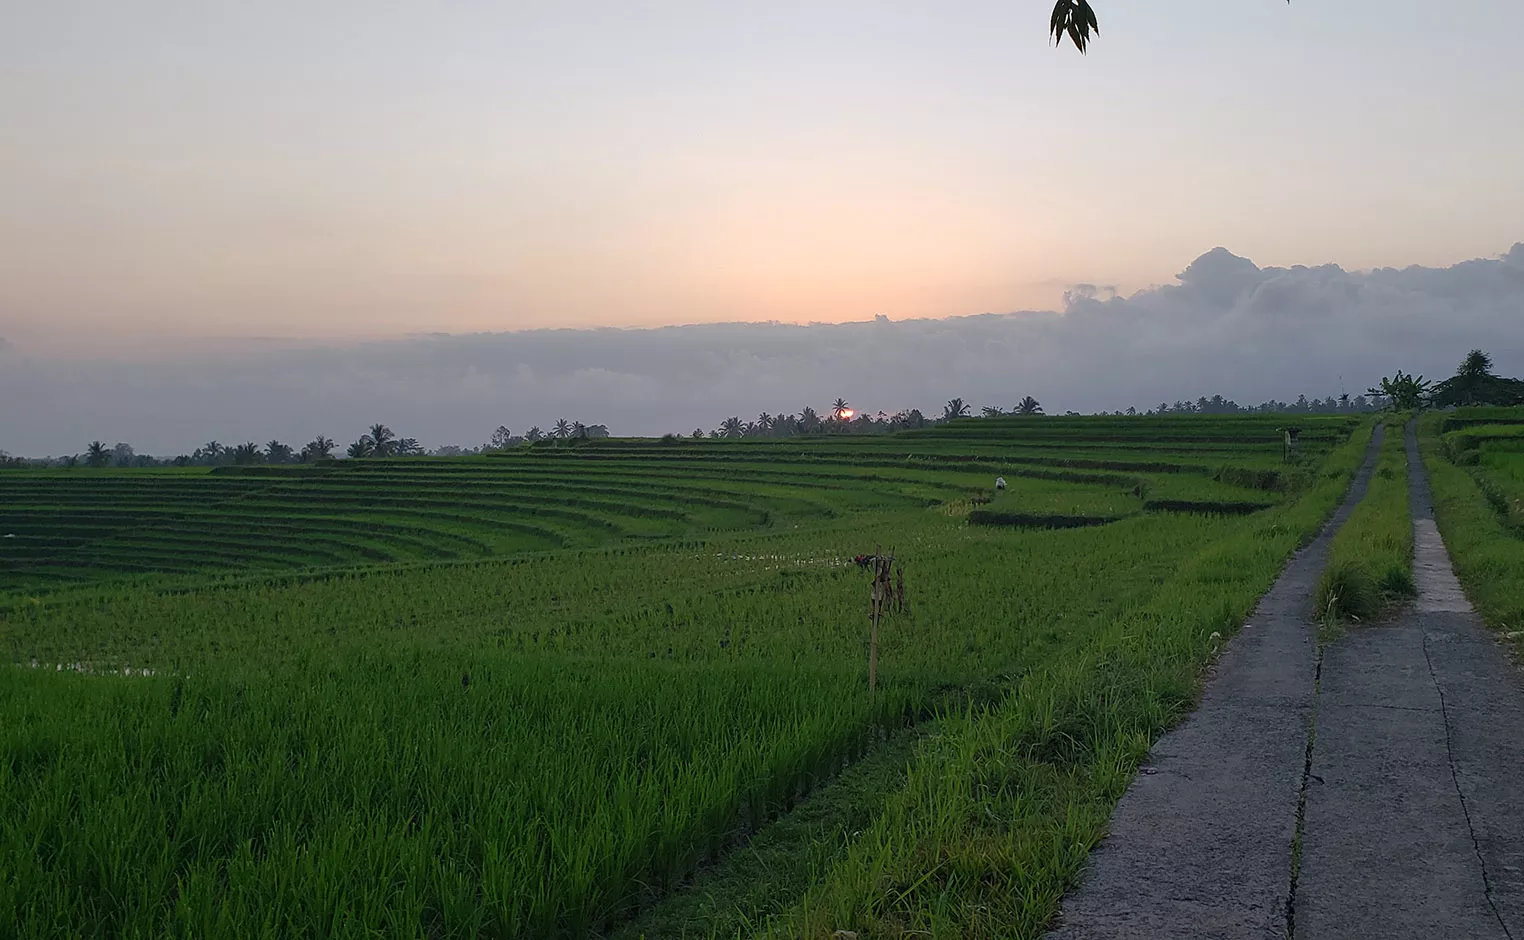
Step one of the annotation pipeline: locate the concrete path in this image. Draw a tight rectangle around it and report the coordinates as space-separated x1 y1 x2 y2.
1296 422 1524 939
1047 422 1524 939
1045 426 1385 940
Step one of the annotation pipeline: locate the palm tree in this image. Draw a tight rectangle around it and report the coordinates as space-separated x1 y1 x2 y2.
691 428 705 439
347 438 372 458
84 440 110 468
800 406 821 433
832 398 850 419
232 442 262 464
1015 396 1044 416
757 413 773 436
525 426 543 442
981 405 1004 418
301 436 335 461
367 424 396 457
943 398 970 421
720 416 744 439
553 418 571 440
266 440 295 464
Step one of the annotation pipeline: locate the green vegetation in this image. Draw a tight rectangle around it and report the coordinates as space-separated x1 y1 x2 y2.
1419 409 1524 654
0 415 1347 594
1 415 1368 938
1314 419 1415 624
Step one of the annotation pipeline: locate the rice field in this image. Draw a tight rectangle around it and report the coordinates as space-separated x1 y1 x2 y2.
1 414 1368 938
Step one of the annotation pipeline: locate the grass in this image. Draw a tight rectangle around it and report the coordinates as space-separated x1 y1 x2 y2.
753 420 1375 938
1313 418 1414 625
1419 408 1524 655
0 414 1370 938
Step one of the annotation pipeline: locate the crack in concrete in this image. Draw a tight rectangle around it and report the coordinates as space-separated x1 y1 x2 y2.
1423 627 1516 940
1329 701 1438 714
1409 416 1515 940
1287 645 1324 939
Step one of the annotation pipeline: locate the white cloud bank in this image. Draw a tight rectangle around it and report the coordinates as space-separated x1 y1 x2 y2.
3 243 1522 456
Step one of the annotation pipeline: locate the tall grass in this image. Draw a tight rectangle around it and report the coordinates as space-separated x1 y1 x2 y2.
1313 420 1414 623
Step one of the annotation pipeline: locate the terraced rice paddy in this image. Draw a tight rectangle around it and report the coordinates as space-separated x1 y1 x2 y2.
1 415 1369 938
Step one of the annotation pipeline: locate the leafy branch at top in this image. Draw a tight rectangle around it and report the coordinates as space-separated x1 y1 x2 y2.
1050 1 1291 54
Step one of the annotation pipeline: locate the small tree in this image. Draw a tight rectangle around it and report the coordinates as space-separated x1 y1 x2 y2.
85 441 110 468
489 425 514 450
1367 371 1431 411
1430 349 1524 407
1015 396 1044 416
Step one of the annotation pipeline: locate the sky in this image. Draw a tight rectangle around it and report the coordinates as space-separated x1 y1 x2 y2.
2 2 1523 453
4 243 1523 455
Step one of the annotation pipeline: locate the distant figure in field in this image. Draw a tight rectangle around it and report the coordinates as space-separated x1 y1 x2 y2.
995 476 1007 490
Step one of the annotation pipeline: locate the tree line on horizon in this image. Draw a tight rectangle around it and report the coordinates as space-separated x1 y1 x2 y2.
690 389 1390 440
6 352 1520 466
690 397 1045 440
7 419 612 469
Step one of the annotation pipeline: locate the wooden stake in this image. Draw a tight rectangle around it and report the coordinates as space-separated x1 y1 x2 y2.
867 544 894 695
869 607 879 694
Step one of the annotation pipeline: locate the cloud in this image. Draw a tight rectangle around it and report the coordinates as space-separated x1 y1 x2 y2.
2 243 1522 456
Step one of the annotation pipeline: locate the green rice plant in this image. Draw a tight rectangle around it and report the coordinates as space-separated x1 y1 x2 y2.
0 415 1374 938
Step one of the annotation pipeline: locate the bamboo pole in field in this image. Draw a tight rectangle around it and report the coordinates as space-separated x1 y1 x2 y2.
869 607 879 694
868 545 895 694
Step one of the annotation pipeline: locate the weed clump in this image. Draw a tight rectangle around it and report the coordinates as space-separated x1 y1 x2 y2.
1314 560 1380 623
